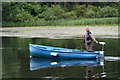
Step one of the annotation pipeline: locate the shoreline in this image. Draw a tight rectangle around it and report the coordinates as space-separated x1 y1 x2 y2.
0 26 119 39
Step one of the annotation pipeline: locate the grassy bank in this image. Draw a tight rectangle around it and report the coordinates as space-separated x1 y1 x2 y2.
2 17 118 27
14 24 118 28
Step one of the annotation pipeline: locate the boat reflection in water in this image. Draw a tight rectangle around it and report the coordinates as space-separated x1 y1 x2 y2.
30 57 106 79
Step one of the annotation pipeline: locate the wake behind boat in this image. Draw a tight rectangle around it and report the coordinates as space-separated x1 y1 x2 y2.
29 44 105 59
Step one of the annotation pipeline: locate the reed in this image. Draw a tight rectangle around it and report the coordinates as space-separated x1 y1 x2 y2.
2 17 118 27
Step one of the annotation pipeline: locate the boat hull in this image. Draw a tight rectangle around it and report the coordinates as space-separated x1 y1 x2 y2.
29 44 104 59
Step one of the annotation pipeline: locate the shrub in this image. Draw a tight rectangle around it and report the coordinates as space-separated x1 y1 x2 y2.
61 11 77 19
39 5 65 21
73 5 87 18
85 5 100 18
98 6 118 17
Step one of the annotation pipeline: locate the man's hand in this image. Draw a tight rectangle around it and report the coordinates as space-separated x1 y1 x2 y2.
95 41 99 44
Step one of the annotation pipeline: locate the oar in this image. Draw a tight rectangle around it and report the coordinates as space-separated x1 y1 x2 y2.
99 42 105 51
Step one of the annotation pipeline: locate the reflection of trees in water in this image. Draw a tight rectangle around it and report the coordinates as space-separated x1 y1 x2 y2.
84 65 107 79
85 66 100 79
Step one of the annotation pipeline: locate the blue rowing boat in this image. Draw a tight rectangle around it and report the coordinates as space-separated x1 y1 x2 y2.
29 44 105 59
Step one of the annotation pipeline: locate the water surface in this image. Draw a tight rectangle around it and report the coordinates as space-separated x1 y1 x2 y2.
2 37 119 79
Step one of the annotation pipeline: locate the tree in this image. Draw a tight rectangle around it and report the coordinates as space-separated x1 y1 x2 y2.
73 5 87 18
39 5 65 21
2 2 38 22
98 6 118 17
85 5 100 18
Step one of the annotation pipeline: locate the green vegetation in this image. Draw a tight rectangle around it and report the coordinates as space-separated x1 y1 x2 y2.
2 17 118 27
2 2 119 27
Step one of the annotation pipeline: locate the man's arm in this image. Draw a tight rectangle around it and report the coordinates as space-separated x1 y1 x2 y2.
89 34 98 43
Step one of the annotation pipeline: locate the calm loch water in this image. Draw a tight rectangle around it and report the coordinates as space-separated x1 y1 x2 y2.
2 37 120 79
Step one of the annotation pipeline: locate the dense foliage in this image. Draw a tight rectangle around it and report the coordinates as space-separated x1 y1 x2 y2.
2 2 119 27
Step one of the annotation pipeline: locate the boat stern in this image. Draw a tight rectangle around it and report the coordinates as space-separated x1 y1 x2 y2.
99 51 105 58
